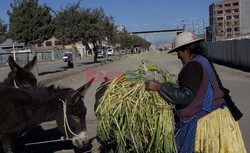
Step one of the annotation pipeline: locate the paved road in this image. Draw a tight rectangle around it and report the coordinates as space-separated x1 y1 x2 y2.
2 51 250 152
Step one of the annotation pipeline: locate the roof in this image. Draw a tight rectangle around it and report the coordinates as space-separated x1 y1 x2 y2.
0 39 24 48
0 47 8 54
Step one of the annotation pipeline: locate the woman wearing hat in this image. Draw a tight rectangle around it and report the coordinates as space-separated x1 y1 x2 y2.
146 32 246 153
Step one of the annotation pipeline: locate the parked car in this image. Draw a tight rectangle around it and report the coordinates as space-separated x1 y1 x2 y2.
107 48 114 56
63 52 71 62
97 49 105 58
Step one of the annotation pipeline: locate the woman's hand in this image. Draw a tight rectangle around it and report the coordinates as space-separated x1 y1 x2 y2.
145 80 161 92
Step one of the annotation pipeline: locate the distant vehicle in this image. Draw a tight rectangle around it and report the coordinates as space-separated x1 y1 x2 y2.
97 49 105 58
107 48 114 56
63 52 72 62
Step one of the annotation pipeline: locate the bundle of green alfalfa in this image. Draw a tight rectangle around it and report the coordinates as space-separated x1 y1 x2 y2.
95 61 177 153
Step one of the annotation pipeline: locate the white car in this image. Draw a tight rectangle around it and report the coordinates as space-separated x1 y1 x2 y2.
63 52 71 62
107 48 114 56
97 50 104 58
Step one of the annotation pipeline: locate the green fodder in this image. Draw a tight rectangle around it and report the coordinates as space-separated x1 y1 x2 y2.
95 62 177 153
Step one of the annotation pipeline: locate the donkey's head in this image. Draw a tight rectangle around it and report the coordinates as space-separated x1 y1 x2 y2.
6 55 37 89
56 79 93 149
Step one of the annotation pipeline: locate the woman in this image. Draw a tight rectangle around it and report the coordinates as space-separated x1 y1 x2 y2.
146 32 246 153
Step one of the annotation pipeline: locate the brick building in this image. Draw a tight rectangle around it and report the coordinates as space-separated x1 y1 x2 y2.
34 36 64 51
209 0 250 41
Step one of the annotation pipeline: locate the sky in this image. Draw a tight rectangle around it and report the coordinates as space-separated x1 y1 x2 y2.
0 0 222 46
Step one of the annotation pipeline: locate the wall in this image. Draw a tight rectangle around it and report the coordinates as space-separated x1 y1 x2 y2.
204 39 250 70
240 0 250 35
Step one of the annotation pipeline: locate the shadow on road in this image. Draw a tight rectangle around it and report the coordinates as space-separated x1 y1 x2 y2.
79 61 102 65
39 69 67 76
38 61 104 76
212 60 250 72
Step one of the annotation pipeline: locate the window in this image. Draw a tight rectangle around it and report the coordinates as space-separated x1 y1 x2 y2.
215 4 223 9
225 3 231 7
55 40 61 45
233 9 239 13
233 15 239 19
227 28 232 32
233 2 239 6
217 17 223 21
218 23 223 27
217 10 223 14
37 43 42 47
234 21 239 25
234 27 239 31
225 9 231 14
226 16 232 20
226 22 231 26
46 41 52 46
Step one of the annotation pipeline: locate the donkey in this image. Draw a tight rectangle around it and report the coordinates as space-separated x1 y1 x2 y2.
0 55 37 89
0 79 93 153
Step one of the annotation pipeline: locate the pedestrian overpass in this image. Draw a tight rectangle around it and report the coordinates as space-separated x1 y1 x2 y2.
129 28 185 50
130 28 184 34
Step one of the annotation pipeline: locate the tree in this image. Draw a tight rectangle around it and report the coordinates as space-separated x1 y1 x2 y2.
54 2 83 45
8 0 54 76
54 2 115 63
8 0 54 48
111 29 151 52
54 2 85 68
83 8 115 62
0 19 7 44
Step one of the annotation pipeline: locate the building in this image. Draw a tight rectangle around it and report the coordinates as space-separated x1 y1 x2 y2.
209 0 250 41
34 36 64 51
0 39 24 52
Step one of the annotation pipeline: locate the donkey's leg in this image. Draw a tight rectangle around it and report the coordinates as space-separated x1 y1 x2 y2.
2 141 15 153
1 133 16 153
2 143 15 153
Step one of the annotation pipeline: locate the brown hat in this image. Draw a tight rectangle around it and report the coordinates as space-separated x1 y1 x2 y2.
168 32 204 53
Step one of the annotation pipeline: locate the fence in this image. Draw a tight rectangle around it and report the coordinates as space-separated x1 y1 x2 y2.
0 49 70 67
204 39 250 70
36 49 69 62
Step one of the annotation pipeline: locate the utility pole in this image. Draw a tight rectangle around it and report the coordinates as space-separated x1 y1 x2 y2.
177 19 185 31
191 18 198 33
202 18 205 35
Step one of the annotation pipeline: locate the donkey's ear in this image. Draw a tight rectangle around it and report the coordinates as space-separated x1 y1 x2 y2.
71 78 94 99
104 77 110 82
8 56 21 72
24 55 37 70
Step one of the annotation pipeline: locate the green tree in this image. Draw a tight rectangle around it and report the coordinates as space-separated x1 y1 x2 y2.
84 8 115 62
0 19 7 43
54 2 115 63
112 29 151 52
54 2 82 45
54 2 85 68
7 0 54 48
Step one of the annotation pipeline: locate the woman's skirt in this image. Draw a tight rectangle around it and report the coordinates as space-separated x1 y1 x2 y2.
195 107 246 153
